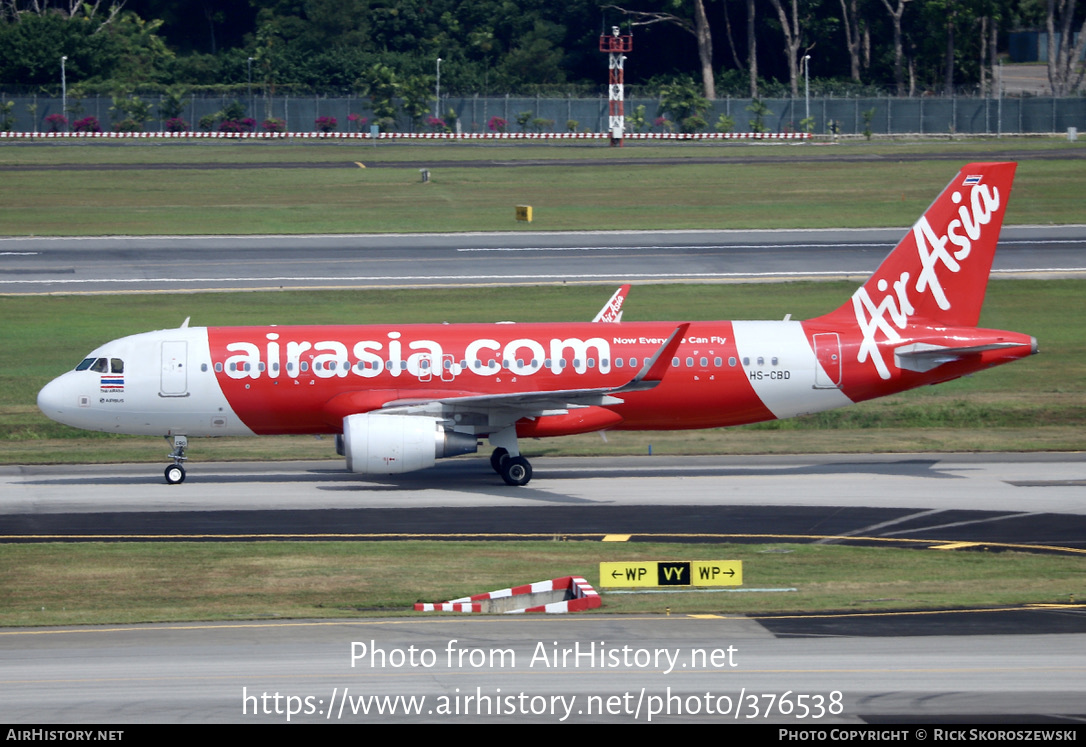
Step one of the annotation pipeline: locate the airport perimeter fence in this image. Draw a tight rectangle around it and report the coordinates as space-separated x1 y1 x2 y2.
3 93 1085 137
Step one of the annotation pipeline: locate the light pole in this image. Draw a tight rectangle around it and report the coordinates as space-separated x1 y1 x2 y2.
997 57 1003 138
803 54 811 123
61 55 67 130
435 58 442 119
247 57 253 117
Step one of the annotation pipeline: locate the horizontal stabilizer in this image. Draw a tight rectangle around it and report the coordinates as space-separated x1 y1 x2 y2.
894 341 1027 373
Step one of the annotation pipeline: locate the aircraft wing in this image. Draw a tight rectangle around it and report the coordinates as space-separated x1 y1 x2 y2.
379 323 689 422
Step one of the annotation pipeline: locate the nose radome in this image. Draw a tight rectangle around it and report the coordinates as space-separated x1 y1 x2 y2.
37 376 71 423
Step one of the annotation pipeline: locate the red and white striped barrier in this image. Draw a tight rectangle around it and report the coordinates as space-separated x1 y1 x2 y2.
0 130 810 141
414 575 602 614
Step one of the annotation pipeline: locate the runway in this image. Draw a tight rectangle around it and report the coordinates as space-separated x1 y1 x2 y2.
2 226 1085 294
3 455 1086 552
2 614 1085 724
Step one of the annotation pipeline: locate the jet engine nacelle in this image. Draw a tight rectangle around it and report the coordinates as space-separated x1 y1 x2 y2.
342 413 477 474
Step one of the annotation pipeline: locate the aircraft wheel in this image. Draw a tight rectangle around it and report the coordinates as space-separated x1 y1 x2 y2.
164 464 186 485
489 447 509 474
500 456 532 487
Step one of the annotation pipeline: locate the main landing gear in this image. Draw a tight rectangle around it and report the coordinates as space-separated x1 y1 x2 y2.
164 435 188 485
489 446 533 487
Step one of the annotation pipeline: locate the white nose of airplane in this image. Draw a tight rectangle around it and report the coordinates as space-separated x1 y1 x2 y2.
37 375 75 427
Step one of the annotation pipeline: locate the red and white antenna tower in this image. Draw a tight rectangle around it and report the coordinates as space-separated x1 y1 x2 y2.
600 25 632 146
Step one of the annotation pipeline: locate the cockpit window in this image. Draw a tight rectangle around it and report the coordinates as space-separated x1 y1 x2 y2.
74 357 123 373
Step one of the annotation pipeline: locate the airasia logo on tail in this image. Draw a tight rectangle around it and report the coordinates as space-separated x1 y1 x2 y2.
852 179 1002 380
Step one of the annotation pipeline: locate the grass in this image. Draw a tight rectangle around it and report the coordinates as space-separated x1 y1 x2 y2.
1 136 1083 166
1 541 1083 627
0 139 1083 234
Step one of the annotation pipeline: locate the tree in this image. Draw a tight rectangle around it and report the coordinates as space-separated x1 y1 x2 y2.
1046 0 1086 95
768 0 814 98
657 76 710 132
746 98 773 132
880 0 912 96
0 0 124 26
747 0 759 97
839 0 864 82
604 2 716 99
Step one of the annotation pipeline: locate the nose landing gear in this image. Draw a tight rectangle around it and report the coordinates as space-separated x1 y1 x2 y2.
164 435 188 484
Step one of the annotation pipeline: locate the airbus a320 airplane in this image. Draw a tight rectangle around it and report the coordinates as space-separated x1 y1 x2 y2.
38 162 1036 486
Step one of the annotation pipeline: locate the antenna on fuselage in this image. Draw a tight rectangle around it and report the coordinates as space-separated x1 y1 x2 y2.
180 317 190 329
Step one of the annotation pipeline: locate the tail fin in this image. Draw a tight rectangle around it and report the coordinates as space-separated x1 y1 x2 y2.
821 162 1016 328
592 284 630 323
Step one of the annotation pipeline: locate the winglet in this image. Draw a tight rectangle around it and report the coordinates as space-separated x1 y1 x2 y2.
613 323 689 393
592 284 631 323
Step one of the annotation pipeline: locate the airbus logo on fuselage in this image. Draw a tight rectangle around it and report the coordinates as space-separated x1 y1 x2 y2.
221 331 613 380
